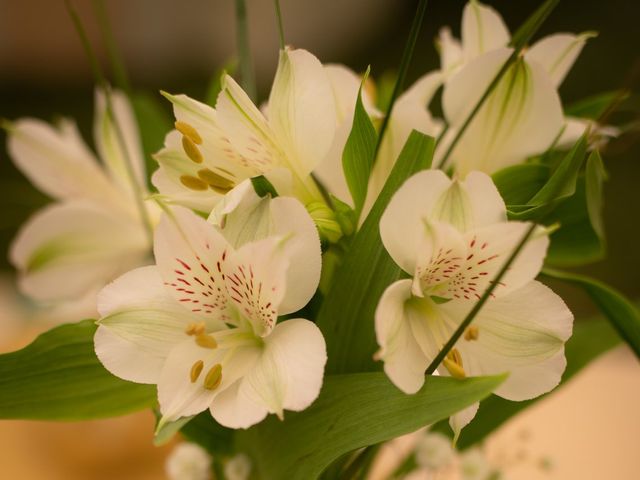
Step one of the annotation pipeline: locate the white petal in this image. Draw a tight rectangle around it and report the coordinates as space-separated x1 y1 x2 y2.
268 197 322 313
324 63 379 123
412 219 467 297
151 167 220 213
461 171 507 227
268 48 337 175
158 340 259 421
159 92 256 189
7 118 123 206
209 182 320 314
312 120 353 205
526 33 594 87
438 26 464 73
555 116 590 150
449 402 479 443
95 265 205 384
369 71 444 206
380 170 452 274
461 1 510 60
375 280 429 394
223 237 289 336
240 319 327 418
442 48 564 174
437 222 548 299
209 379 268 429
9 201 148 302
94 88 147 195
216 75 284 172
154 207 234 322
440 281 572 400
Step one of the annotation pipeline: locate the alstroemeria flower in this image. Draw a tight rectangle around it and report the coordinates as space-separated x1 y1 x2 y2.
153 47 339 213
7 89 155 313
435 0 595 174
375 170 572 434
94 201 325 428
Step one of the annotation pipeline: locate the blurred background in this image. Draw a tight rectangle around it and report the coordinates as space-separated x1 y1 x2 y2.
0 0 639 478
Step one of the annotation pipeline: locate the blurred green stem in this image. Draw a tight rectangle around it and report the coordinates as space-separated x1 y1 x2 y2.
235 0 257 101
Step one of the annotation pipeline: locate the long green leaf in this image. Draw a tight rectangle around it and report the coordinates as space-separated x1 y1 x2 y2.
317 131 435 374
585 150 607 240
342 74 377 217
0 320 156 420
432 313 621 448
509 0 560 50
542 269 640 358
236 373 505 480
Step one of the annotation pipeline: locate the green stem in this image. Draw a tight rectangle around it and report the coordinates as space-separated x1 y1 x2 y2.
91 0 131 95
425 223 538 375
65 1 153 245
273 0 285 49
235 0 257 101
435 0 560 170
373 0 429 160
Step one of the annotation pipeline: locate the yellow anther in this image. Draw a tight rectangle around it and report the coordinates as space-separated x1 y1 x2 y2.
197 168 235 194
175 121 203 144
464 325 479 341
180 175 208 191
195 333 218 349
190 360 204 383
443 348 466 379
182 136 204 164
185 322 206 336
203 364 223 390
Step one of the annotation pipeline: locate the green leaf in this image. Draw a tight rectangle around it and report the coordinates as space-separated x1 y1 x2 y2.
545 179 605 266
585 150 607 240
432 313 621 448
250 175 279 198
154 415 194 446
180 411 235 455
542 269 640 358
342 70 378 217
0 320 156 420
565 90 628 119
237 373 506 480
492 163 550 206
508 135 588 221
317 131 435 374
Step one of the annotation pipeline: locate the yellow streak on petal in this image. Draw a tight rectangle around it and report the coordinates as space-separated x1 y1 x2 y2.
180 175 208 191
195 333 218 349
175 121 203 144
182 136 204 164
190 360 204 383
203 364 223 390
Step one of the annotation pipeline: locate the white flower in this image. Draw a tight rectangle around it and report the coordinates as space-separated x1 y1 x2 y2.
435 0 594 174
94 198 326 428
375 170 573 436
415 431 455 471
153 47 341 212
224 453 252 480
7 89 155 312
166 442 212 480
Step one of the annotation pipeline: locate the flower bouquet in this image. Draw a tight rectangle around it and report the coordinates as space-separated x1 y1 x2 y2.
1 0 638 479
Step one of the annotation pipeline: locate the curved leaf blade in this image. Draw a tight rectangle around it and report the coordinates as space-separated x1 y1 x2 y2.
0 320 156 420
237 372 505 480
542 268 640 358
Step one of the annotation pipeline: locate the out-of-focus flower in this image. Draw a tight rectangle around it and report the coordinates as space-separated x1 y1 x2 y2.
435 0 595 174
224 453 252 480
95 203 326 429
166 442 212 480
415 431 455 471
6 89 156 315
375 170 573 437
